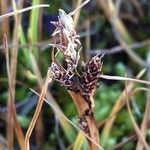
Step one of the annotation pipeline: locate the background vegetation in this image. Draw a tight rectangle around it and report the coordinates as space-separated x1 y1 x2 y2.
0 0 150 149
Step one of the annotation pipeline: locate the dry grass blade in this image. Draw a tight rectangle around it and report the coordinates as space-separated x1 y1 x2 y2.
125 82 150 150
69 0 90 16
100 74 150 85
4 35 25 150
136 94 150 150
136 53 150 150
73 0 82 28
73 131 85 150
30 89 104 150
100 69 145 146
4 35 14 150
9 2 26 149
0 4 49 20
28 47 75 142
0 0 10 37
132 87 150 95
25 72 50 150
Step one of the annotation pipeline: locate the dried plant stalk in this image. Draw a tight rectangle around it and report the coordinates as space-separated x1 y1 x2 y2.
4 36 25 150
4 3 26 147
100 69 145 146
125 82 150 150
49 5 102 149
25 72 50 150
69 91 99 149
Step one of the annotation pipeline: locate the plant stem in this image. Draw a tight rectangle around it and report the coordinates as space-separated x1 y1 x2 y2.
68 91 100 150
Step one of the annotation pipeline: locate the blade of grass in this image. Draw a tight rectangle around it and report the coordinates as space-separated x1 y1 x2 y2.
73 131 86 150
25 72 50 150
125 81 150 150
18 26 32 69
28 47 76 142
136 51 150 150
6 1 26 149
0 0 10 37
4 34 25 150
4 35 14 150
34 1 44 146
100 73 150 85
100 69 145 146
0 4 49 20
73 0 82 28
28 0 41 59
69 0 90 16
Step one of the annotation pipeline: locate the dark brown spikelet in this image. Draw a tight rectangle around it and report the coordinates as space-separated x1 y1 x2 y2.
50 62 80 92
80 54 104 105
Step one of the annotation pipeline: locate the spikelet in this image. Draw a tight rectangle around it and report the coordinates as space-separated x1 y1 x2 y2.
51 9 80 75
50 61 80 92
80 54 104 108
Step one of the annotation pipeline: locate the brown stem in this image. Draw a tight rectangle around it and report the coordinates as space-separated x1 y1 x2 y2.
68 91 99 150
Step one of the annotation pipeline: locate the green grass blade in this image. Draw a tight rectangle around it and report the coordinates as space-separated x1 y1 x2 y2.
19 26 32 69
28 0 40 60
73 131 85 150
59 117 76 142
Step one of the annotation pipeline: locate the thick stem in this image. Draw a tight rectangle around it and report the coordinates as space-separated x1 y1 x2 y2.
68 91 99 150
